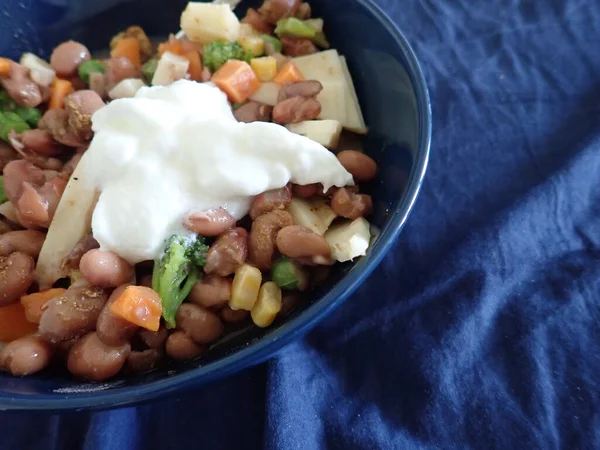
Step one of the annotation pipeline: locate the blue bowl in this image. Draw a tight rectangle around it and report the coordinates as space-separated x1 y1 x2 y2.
0 0 430 410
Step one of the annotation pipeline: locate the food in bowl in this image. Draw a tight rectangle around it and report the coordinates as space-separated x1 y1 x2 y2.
0 0 377 381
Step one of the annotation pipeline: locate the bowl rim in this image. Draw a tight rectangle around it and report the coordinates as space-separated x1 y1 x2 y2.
0 0 432 411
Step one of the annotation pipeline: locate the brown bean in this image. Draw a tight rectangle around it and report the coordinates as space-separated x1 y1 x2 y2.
20 130 65 157
137 327 168 350
2 160 45 204
67 332 129 381
50 41 91 78
59 234 99 276
0 220 13 235
273 97 321 124
38 109 85 148
104 57 141 90
39 283 109 343
234 101 272 123
258 0 301 23
188 275 232 308
96 285 138 346
176 303 223 344
1 62 42 108
278 80 322 102
64 90 105 141
330 188 373 219
0 141 18 172
276 226 331 262
205 227 249 277
183 208 237 236
249 185 292 220
89 71 106 98
249 209 294 270
165 331 206 361
337 150 378 183
126 349 162 374
281 37 319 57
0 252 35 306
295 2 311 19
242 8 274 34
292 183 320 198
0 230 46 258
79 249 134 288
0 336 53 376
220 306 250 324
17 177 67 230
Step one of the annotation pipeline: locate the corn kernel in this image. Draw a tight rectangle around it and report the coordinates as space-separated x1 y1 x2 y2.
251 282 282 328
239 23 259 37
230 264 262 311
238 36 265 57
250 56 278 82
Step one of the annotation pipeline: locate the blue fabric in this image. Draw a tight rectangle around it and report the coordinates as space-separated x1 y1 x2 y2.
3 0 600 448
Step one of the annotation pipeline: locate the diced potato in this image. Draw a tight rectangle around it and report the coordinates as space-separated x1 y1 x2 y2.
251 56 277 82
20 53 55 87
108 78 146 99
249 82 280 106
251 282 282 328
285 120 342 148
288 197 336 235
36 153 99 289
230 264 262 311
324 218 371 262
180 2 241 44
239 23 259 37
152 51 189 86
239 36 265 57
339 56 367 134
272 53 289 71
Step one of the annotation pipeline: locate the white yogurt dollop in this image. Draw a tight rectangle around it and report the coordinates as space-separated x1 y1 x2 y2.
83 80 353 263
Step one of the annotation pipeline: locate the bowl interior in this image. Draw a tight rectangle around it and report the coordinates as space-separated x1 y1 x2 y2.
0 0 429 409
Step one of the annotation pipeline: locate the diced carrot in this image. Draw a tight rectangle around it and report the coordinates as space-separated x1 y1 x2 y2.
111 37 142 68
109 285 162 331
185 50 204 82
0 58 12 76
0 303 39 342
158 36 197 57
212 60 261 103
48 78 74 110
273 61 304 85
20 288 66 324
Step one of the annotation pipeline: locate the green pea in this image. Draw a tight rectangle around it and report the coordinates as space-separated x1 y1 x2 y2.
0 111 30 142
78 59 105 84
271 257 308 291
14 107 42 127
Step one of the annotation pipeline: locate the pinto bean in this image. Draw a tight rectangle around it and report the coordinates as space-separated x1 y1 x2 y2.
0 230 45 258
0 252 35 306
16 177 67 229
2 160 45 204
67 332 129 381
249 209 294 270
276 225 331 265
79 249 134 288
0 336 53 376
242 8 274 33
258 0 301 23
89 71 106 98
273 97 321 124
330 188 373 219
205 227 249 277
62 153 83 176
165 331 205 361
233 101 273 123
295 2 311 19
59 234 99 276
19 129 64 157
188 275 232 308
0 141 17 172
0 220 12 235
96 285 138 346
176 303 224 344
126 349 162 374
137 327 168 350
183 208 237 236
38 283 109 343
249 185 292 220
64 90 105 141
104 57 141 90
50 41 91 78
336 151 378 183
39 109 85 148
278 80 322 102
1 62 42 108
292 183 320 198
281 37 318 57
220 306 250 324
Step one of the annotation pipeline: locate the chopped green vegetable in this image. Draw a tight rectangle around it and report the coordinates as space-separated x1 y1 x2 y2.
142 58 159 84
259 35 283 53
203 41 252 72
271 257 308 291
152 235 208 328
14 107 41 127
274 18 317 39
0 176 7 204
0 91 17 111
77 59 105 84
312 31 330 49
0 111 30 142
231 101 246 110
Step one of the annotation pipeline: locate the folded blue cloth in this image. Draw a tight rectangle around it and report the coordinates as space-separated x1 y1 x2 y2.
3 0 600 448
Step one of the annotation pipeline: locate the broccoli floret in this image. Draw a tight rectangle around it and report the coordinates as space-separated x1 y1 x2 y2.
152 235 208 328
203 41 252 72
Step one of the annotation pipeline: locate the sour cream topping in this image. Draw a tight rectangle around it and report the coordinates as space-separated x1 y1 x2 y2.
82 80 353 263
